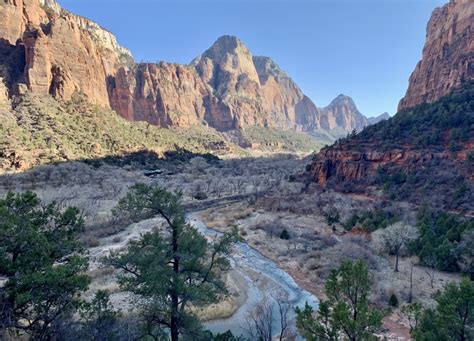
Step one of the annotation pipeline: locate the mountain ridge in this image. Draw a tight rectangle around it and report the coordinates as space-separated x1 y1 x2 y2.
0 2 379 135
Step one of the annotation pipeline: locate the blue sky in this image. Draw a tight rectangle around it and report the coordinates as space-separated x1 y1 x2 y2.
59 0 445 117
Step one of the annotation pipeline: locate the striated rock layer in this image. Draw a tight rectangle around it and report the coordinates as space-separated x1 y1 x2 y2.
0 0 375 133
0 0 132 107
398 0 474 111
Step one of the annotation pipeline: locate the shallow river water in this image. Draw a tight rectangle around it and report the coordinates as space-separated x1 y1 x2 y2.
89 212 318 339
188 213 319 338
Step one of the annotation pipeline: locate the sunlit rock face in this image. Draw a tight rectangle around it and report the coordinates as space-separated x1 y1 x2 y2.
0 1 376 133
398 0 474 111
0 0 132 107
309 0 474 193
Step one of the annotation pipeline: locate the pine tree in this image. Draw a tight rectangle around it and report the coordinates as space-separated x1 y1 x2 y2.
296 259 386 340
106 184 238 340
0 191 89 339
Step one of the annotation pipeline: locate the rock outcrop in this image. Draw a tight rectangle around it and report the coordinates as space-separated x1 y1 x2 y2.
0 0 132 106
310 147 443 186
398 0 474 110
308 0 474 210
109 35 323 131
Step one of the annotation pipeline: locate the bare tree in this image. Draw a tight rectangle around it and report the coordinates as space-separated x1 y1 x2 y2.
408 261 415 303
273 292 291 341
245 298 273 341
380 222 418 272
424 253 437 288
245 292 292 341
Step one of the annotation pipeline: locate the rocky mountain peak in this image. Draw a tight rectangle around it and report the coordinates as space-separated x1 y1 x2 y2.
327 94 359 111
367 112 390 125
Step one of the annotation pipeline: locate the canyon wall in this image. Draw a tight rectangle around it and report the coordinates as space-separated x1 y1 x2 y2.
398 0 473 110
310 0 474 189
1 0 375 133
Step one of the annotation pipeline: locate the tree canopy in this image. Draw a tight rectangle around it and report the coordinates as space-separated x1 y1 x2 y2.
0 191 89 339
296 259 386 340
106 184 238 340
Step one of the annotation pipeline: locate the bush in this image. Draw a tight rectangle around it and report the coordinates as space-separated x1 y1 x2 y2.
280 229 291 240
389 293 399 307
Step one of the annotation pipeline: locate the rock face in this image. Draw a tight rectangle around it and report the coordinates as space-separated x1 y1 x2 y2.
311 148 441 186
319 94 369 132
109 36 322 131
0 1 376 133
398 0 474 110
367 112 390 125
308 0 474 211
0 0 132 106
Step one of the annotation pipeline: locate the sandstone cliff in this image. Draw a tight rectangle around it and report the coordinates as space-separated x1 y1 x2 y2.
319 94 369 132
0 0 132 106
0 1 375 135
308 0 474 210
398 0 474 110
109 35 324 131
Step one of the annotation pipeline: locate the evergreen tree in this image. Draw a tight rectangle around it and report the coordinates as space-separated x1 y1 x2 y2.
412 278 474 341
106 184 238 340
0 191 89 339
296 259 386 341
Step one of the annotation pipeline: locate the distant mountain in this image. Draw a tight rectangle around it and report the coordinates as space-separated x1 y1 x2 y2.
0 0 381 136
367 112 390 125
318 94 369 133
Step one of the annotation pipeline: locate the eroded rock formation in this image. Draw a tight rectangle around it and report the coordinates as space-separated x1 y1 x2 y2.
309 0 474 201
0 1 377 133
0 0 132 106
398 0 474 110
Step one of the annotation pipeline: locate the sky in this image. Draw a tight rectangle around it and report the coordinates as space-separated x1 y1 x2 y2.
59 0 446 117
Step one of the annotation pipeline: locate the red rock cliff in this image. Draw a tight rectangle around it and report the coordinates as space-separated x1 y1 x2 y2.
0 0 132 106
398 0 474 111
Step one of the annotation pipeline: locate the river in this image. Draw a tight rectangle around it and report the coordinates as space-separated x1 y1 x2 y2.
188 213 319 339
89 212 319 339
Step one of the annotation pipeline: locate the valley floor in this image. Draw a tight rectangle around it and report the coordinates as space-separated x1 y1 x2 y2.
0 153 462 340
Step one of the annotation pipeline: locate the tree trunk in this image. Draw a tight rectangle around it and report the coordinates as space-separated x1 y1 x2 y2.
394 249 399 272
171 223 180 341
408 263 414 303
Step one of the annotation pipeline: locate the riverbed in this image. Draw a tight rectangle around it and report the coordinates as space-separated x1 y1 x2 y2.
87 212 319 338
188 213 319 338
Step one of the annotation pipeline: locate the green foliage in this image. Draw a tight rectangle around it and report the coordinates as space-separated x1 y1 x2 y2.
411 208 473 272
388 294 399 308
356 81 474 148
402 303 423 332
344 208 397 232
411 278 474 341
280 228 291 240
105 184 238 340
296 259 386 340
333 83 474 211
241 126 326 152
79 290 120 341
1 93 241 171
0 191 89 338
